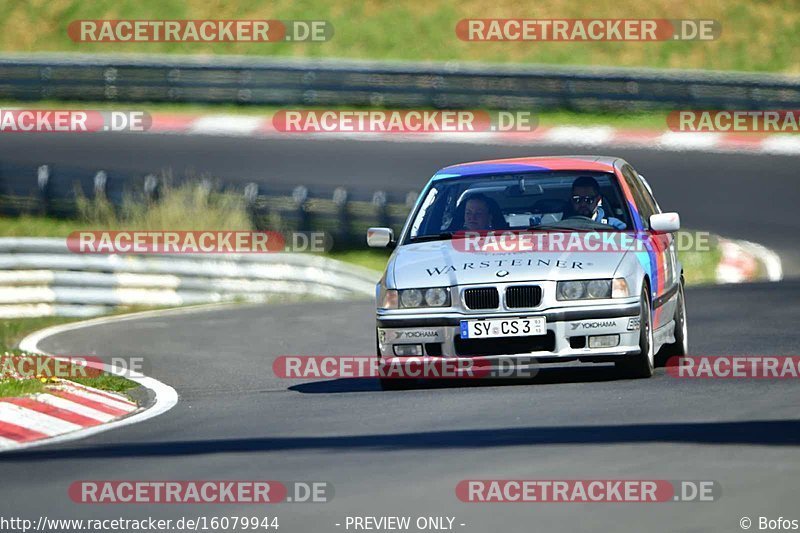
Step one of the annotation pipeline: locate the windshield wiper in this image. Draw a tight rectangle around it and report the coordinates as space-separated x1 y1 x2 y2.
408 232 455 243
534 222 617 231
525 225 564 231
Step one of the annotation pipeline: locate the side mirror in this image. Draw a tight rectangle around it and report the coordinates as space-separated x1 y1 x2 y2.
650 212 680 233
367 227 394 248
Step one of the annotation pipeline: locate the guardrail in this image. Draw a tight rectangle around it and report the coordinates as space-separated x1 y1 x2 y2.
0 162 417 249
0 237 379 318
1 53 800 111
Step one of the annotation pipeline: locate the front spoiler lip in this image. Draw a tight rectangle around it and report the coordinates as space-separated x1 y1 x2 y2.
378 348 641 364
439 348 641 362
376 300 640 328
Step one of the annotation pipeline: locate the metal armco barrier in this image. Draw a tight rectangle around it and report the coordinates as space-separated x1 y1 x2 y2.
1 53 799 110
0 238 378 318
0 162 416 249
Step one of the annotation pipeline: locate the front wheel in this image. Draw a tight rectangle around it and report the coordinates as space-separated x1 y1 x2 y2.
616 286 654 379
657 280 688 363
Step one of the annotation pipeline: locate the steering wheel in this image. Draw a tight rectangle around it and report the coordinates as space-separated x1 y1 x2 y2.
564 215 594 221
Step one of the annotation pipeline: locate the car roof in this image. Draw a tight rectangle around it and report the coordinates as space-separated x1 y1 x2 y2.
433 155 620 180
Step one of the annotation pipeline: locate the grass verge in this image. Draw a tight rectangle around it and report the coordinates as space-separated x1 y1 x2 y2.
1 324 140 399
1 1 798 73
0 378 47 398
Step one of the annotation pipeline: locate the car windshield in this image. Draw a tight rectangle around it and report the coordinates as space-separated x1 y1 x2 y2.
406 170 632 243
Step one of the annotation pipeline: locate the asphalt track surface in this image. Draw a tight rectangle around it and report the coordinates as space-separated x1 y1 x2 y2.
1 134 799 532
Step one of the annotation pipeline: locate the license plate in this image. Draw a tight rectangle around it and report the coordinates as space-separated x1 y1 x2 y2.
460 317 546 339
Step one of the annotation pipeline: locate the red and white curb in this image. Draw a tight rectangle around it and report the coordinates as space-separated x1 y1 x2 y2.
2 307 193 451
716 237 784 284
145 113 800 156
0 380 137 449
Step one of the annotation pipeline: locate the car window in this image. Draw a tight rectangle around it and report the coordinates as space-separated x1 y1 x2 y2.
621 165 657 228
405 170 632 242
638 173 663 214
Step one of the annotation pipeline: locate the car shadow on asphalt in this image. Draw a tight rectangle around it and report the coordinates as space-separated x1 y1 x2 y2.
2 418 799 461
288 364 627 394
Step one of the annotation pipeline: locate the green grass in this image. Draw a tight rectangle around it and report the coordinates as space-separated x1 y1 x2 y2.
0 214 96 237
0 316 84 350
1 0 798 73
0 378 46 398
325 249 390 272
77 179 252 231
679 241 722 286
0 319 142 398
70 373 139 393
1 309 180 400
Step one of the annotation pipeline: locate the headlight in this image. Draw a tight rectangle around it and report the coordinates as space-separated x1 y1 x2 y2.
400 289 424 308
397 287 450 308
424 287 449 307
557 280 614 301
587 279 611 299
558 281 586 300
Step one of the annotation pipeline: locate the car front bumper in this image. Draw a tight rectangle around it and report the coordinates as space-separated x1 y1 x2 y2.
377 299 642 363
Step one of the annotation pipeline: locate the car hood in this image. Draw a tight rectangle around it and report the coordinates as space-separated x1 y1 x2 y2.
389 238 630 288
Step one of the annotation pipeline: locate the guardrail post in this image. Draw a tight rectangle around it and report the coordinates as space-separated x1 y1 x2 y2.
373 190 390 228
143 174 159 203
333 187 349 247
37 165 50 216
405 191 418 210
199 178 213 201
93 171 107 199
244 182 260 229
293 185 309 232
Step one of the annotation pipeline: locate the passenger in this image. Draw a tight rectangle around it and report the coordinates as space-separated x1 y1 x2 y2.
458 194 507 231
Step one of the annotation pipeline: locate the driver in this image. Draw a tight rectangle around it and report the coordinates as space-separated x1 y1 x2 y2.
453 193 508 231
569 176 627 229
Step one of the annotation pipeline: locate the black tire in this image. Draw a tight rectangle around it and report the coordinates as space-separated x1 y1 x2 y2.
616 286 654 379
656 280 688 364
